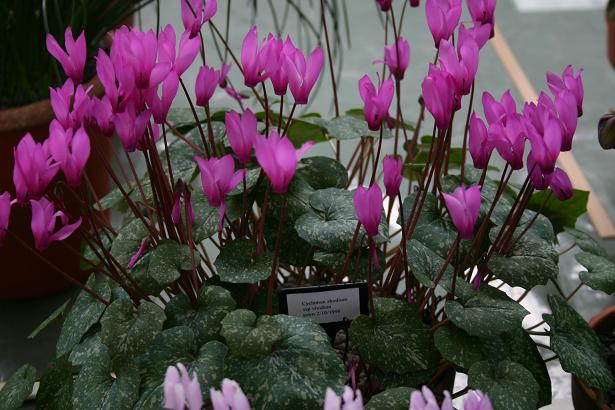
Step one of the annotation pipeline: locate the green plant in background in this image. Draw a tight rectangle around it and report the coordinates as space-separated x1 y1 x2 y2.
0 0 153 108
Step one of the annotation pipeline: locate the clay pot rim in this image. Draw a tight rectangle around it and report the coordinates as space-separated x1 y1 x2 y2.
0 76 103 134
572 304 615 410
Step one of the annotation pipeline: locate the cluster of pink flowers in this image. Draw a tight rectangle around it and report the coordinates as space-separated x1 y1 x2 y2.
469 65 582 200
163 365 493 410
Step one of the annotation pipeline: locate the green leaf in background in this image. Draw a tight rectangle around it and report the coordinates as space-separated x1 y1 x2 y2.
131 240 193 294
319 115 392 140
36 357 73 410
565 228 608 257
468 360 539 410
0 364 36 410
297 156 349 190
110 219 150 267
69 334 108 367
192 192 243 242
214 238 273 284
220 309 283 358
286 118 328 147
72 351 140 410
365 387 413 410
313 247 385 281
224 315 346 409
576 252 615 294
488 230 558 290
56 276 111 357
164 285 236 346
444 286 528 339
265 174 315 221
544 295 615 390
100 298 166 358
166 107 206 134
406 239 453 288
481 328 552 407
350 298 433 374
434 326 483 370
527 189 589 234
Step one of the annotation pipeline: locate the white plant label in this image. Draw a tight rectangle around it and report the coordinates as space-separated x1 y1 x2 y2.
285 287 362 324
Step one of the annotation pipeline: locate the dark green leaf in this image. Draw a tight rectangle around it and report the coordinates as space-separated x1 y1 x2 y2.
297 156 348 190
544 295 615 390
214 238 273 284
444 286 528 339
224 315 346 409
322 115 392 140
100 298 165 358
164 285 236 346
349 298 433 374
576 252 615 294
192 192 242 242
365 387 413 410
220 309 283 358
434 326 483 369
527 189 589 234
406 239 453 288
72 351 140 410
57 276 111 357
565 228 607 257
69 334 108 366
286 118 327 147
110 219 149 267
313 248 384 281
468 360 539 410
131 240 192 293
36 357 73 410
0 364 36 410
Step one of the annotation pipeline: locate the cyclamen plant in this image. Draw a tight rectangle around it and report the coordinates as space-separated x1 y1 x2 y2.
1 0 614 409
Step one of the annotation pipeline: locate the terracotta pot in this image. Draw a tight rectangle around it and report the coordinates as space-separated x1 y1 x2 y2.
571 305 615 410
0 79 110 300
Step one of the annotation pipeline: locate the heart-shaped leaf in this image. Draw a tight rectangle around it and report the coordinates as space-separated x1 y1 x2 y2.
100 298 165 358
444 286 528 339
575 252 615 294
297 156 348 190
365 387 413 410
220 309 283 358
544 295 615 390
164 285 236 346
214 239 273 284
0 364 36 410
349 297 433 374
565 228 607 257
468 360 539 410
36 357 73 410
434 326 483 370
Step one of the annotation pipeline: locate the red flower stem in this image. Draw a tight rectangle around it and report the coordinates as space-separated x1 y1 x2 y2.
320 0 340 120
164 121 208 156
278 94 284 133
367 238 378 325
507 191 552 252
282 103 297 137
369 125 385 185
460 81 475 182
418 236 459 312
203 103 218 156
178 77 211 157
337 221 362 283
266 194 288 315
161 125 175 188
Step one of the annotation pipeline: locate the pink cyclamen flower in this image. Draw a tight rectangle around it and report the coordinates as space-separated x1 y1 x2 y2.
49 79 75 130
226 109 258 164
438 37 479 96
377 36 411 80
442 185 481 240
285 46 324 104
358 74 395 131
195 64 229 106
264 35 297 96
241 26 271 87
527 154 551 190
376 0 393 11
422 64 456 129
181 0 217 38
383 155 403 197
425 0 462 48
113 27 159 89
549 168 573 201
482 90 517 125
489 115 526 170
459 22 492 50
46 27 86 84
547 65 584 116
467 0 496 31
410 386 453 410
324 386 364 410
469 112 494 169
254 131 314 194
91 97 115 136
171 190 195 226
147 71 180 124
525 113 562 174
554 90 578 151
210 378 252 410
127 238 149 269
463 390 493 410
114 103 152 152
0 192 13 247
30 197 82 251
13 133 59 203
151 25 201 86
195 155 246 231
354 184 383 238
48 121 91 187
225 86 250 104
163 363 203 410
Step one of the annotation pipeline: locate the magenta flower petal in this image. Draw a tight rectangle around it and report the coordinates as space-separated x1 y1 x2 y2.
46 27 86 84
383 155 403 197
225 109 258 164
0 192 12 247
442 185 481 240
549 168 573 201
354 184 383 238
